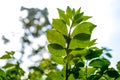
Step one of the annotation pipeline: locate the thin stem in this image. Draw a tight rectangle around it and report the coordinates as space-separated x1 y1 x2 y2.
85 60 88 80
65 26 72 80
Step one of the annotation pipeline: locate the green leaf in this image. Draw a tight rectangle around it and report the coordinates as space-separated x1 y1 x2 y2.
106 68 119 78
69 34 94 49
116 77 120 80
70 49 88 56
52 19 68 36
116 61 120 71
48 44 66 57
0 51 15 59
82 16 92 21
0 54 11 59
72 22 96 37
76 62 84 67
87 68 97 77
89 58 110 68
85 47 103 60
46 30 66 48
72 12 83 27
0 69 6 77
105 53 112 58
6 51 15 55
52 55 64 64
76 7 81 14
3 63 15 69
46 71 64 80
57 8 70 25
66 6 73 19
74 33 91 40
64 54 73 63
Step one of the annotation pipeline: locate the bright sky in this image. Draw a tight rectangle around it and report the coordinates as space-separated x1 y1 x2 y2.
0 0 120 68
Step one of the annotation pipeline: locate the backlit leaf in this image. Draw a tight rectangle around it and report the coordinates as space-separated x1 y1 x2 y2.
82 16 92 21
57 8 70 25
72 22 96 37
66 6 73 19
70 32 92 49
48 44 66 57
52 19 68 36
70 49 88 56
52 55 64 64
46 30 66 48
72 12 83 27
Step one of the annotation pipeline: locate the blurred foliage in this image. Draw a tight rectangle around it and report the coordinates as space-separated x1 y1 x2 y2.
20 6 51 56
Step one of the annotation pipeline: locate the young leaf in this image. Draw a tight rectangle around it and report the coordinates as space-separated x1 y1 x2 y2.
82 16 92 21
72 12 83 27
72 22 96 37
57 8 70 25
48 44 66 57
46 30 66 48
52 19 68 36
66 6 73 20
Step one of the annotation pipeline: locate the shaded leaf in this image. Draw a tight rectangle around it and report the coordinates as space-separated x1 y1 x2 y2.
106 68 119 78
116 61 120 71
89 58 110 68
85 47 103 60
74 33 91 40
105 53 112 58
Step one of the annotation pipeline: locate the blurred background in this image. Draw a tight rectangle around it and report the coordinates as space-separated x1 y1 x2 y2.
0 0 120 78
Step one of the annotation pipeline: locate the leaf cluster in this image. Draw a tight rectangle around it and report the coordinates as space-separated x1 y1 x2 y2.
46 6 120 80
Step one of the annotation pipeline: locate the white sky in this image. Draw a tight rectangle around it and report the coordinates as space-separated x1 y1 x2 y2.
0 0 120 68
